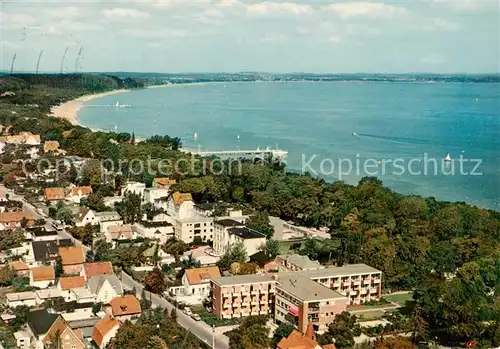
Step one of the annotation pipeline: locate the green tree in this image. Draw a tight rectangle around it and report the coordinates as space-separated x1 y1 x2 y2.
56 206 74 224
227 315 271 349
272 323 294 347
54 256 63 277
246 212 274 239
116 192 142 224
258 239 280 259
317 312 361 349
217 241 248 271
0 265 16 286
143 268 167 294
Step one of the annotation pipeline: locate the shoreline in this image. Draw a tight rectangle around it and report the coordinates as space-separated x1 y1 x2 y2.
50 89 130 126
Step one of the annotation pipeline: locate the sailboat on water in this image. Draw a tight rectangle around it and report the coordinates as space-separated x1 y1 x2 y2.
445 153 452 162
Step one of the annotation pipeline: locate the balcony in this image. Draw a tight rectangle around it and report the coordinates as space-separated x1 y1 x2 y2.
352 280 361 286
341 281 350 287
372 278 381 284
251 289 259 295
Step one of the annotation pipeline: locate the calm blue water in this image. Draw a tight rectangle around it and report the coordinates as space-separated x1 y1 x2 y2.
79 82 500 209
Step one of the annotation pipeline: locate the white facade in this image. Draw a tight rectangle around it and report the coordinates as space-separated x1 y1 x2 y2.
6 292 37 308
97 323 121 349
35 289 63 305
135 222 174 244
75 209 97 227
122 181 146 197
14 330 31 349
181 273 211 299
102 196 124 208
30 277 53 289
166 195 195 220
143 187 170 207
174 217 214 243
95 279 122 304
96 212 123 233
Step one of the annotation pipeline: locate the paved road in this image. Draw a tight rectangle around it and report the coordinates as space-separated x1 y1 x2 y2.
5 187 90 252
121 271 230 349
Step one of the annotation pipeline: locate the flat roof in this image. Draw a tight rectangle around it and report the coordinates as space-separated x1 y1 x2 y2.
228 227 266 239
212 273 274 286
215 219 243 227
300 264 382 278
277 275 345 301
6 292 36 301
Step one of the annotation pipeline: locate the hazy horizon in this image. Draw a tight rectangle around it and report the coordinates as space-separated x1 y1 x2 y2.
1 0 499 74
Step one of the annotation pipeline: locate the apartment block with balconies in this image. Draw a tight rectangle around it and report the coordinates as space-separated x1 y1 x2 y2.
211 274 276 319
302 264 382 305
275 274 348 334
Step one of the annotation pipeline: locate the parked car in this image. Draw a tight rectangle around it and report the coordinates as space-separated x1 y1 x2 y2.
183 307 192 315
465 341 477 348
191 313 201 321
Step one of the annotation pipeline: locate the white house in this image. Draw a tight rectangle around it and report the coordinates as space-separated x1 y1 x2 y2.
34 288 62 305
135 221 174 244
57 276 86 302
121 181 145 197
67 185 92 204
170 266 221 304
93 315 121 349
105 224 138 246
74 207 97 227
87 274 123 304
143 187 170 208
96 211 123 233
166 192 195 220
102 196 124 208
6 292 37 308
14 330 31 349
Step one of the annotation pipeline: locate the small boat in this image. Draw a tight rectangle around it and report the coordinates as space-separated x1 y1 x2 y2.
237 134 240 141
445 153 452 162
194 132 198 140
352 132 357 136
115 101 119 108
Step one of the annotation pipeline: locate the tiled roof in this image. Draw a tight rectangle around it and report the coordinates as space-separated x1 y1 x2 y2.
59 276 86 290
153 177 177 188
72 186 92 196
0 211 34 223
93 315 121 347
277 327 326 349
43 316 67 344
59 246 85 265
109 295 141 316
32 239 74 261
88 275 123 295
31 266 55 282
172 192 192 205
43 141 60 152
9 260 29 271
84 262 113 278
44 187 66 201
76 207 91 221
107 224 134 239
185 266 221 285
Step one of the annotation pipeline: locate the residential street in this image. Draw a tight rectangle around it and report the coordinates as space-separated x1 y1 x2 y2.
121 271 230 349
5 187 90 252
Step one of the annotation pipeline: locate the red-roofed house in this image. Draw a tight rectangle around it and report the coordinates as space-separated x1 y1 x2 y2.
181 266 221 300
81 262 113 279
59 246 86 274
43 187 66 202
107 295 141 321
277 322 334 349
67 186 93 204
92 315 121 348
9 260 29 277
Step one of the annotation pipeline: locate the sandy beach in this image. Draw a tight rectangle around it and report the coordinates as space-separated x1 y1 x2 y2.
50 89 130 126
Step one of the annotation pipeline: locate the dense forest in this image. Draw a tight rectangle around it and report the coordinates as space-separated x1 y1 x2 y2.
0 74 498 348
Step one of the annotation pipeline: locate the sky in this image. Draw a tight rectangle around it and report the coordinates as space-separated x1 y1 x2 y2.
0 0 499 73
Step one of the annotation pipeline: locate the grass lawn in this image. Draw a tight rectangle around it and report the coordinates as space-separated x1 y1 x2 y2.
383 293 413 306
191 305 243 327
356 310 385 321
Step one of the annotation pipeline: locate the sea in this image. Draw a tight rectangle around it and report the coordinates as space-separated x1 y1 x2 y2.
78 81 500 209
